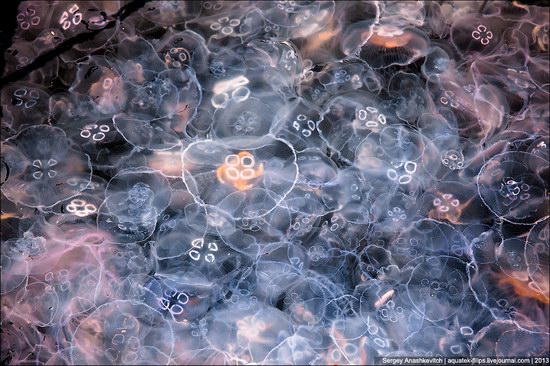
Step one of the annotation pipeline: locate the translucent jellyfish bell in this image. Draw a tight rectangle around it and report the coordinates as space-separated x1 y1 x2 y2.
70 300 175 365
138 0 201 26
388 72 429 124
477 152 549 225
422 135 482 181
97 168 172 244
450 14 513 57
155 29 210 75
103 167 172 222
319 90 392 163
270 98 325 152
406 256 469 322
357 25 430 69
211 97 277 138
182 136 298 220
1 82 50 139
1 126 92 208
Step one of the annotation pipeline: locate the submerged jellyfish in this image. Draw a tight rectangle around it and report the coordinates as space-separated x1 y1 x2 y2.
1 126 92 208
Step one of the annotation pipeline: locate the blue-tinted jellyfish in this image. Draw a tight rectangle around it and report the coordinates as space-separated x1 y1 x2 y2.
422 135 482 181
215 203 291 258
416 112 458 141
1 232 42 295
354 126 429 197
318 62 365 95
211 96 279 139
391 219 466 264
119 66 201 122
0 1 548 362
97 167 171 244
153 269 218 324
282 148 339 216
319 90 394 164
477 151 549 225
471 320 549 358
233 40 305 96
406 256 469 323
421 46 453 79
370 192 419 233
186 6 259 47
388 72 429 124
1 126 92 208
113 113 186 151
270 98 326 152
182 136 298 220
70 300 175 365
418 181 491 226
203 302 293 363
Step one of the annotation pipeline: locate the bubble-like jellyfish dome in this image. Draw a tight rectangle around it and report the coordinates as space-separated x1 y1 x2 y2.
1 1 548 365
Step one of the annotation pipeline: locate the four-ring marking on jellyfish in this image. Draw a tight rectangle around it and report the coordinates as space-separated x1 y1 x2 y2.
66 199 98 217
80 124 110 141
216 151 264 191
189 237 218 263
356 106 387 128
471 24 493 45
32 159 58 179
17 7 40 30
159 288 190 315
59 4 82 30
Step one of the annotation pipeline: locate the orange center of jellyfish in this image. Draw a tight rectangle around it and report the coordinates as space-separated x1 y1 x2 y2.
216 151 264 191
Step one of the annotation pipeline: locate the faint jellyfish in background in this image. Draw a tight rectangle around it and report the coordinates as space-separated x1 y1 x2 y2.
70 300 175 365
1 126 92 208
418 181 491 226
271 98 326 152
387 72 429 124
477 151 549 225
1 82 50 139
524 218 549 302
421 46 453 79
138 0 201 27
155 28 211 75
406 256 469 323
211 96 279 139
422 134 481 181
319 90 394 164
471 320 549 357
97 167 172 244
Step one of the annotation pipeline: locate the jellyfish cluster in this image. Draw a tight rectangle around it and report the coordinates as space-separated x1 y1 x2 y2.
1 1 549 365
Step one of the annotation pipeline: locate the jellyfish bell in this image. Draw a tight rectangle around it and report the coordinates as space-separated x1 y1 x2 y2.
355 25 430 69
